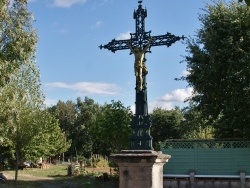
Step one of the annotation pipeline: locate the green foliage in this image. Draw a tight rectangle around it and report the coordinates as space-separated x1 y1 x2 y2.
2 165 119 187
0 0 42 143
181 104 214 139
0 0 72 183
0 63 43 182
238 0 250 6
1 107 71 162
96 159 109 168
151 107 184 150
48 98 133 158
48 97 102 158
0 0 37 87
23 109 71 161
53 100 76 137
183 1 250 139
72 97 101 157
93 100 133 154
89 155 109 168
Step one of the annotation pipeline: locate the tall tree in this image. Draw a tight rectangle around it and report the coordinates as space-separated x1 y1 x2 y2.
0 59 43 183
69 97 101 158
48 100 76 161
181 104 214 139
51 100 76 138
151 108 183 150
182 1 250 139
24 109 71 162
0 0 37 87
0 0 41 184
94 100 132 155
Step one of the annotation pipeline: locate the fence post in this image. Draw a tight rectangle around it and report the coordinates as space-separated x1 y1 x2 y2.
240 171 246 188
190 171 195 188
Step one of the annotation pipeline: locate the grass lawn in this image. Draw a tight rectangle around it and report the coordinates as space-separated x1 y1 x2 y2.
0 165 119 188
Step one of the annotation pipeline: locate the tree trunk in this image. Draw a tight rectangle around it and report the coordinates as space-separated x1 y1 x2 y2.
14 149 19 186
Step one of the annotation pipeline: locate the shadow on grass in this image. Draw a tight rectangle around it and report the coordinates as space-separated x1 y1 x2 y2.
47 174 67 178
0 175 119 188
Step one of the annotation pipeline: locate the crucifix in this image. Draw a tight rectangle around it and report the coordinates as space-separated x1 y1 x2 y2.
100 1 184 150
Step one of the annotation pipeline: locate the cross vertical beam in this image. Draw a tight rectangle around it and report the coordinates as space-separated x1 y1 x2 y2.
100 1 184 150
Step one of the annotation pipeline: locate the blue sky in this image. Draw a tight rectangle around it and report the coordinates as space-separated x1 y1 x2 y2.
28 0 229 112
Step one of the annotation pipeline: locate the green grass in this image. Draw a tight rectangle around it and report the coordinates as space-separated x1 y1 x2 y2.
0 165 119 188
21 165 68 177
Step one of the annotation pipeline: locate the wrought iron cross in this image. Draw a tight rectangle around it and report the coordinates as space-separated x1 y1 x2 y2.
100 1 184 150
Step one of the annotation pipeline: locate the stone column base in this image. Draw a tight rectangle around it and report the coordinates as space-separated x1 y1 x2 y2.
110 150 171 188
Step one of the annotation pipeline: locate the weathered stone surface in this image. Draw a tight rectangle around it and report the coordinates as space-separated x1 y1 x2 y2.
111 150 171 188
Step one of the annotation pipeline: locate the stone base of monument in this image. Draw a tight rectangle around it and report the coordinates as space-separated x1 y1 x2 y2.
110 150 171 188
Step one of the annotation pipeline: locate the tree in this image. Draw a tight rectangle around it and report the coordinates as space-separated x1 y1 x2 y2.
0 63 43 183
151 107 183 150
49 100 76 142
47 100 76 161
67 97 101 158
0 0 37 87
48 97 104 159
0 0 41 184
182 1 250 139
0 67 71 183
48 98 133 158
23 109 71 162
181 104 214 139
238 0 250 6
0 0 71 183
93 100 133 155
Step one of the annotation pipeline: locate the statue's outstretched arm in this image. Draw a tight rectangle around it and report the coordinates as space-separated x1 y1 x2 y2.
127 41 134 53
142 38 152 53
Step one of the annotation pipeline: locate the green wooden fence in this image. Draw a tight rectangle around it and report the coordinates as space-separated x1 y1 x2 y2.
161 140 250 175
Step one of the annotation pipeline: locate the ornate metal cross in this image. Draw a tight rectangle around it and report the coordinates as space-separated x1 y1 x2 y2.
100 1 184 150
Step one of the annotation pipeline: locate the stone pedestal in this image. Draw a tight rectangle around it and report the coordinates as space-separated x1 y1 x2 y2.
110 150 171 188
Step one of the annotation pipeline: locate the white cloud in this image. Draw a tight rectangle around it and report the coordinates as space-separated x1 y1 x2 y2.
181 70 190 77
52 0 87 8
161 88 193 102
51 22 69 34
58 28 68 34
44 98 58 107
148 87 193 112
148 100 173 112
116 31 131 40
92 0 113 9
91 21 103 29
45 81 121 95
130 104 135 114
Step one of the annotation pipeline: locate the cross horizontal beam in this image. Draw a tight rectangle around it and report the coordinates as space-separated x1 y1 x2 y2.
151 32 185 48
99 32 185 53
99 39 129 53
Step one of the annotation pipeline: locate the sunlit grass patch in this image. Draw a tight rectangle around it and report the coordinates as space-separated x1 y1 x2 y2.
0 164 119 188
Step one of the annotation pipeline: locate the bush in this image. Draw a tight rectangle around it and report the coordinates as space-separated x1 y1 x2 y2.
96 158 109 168
89 155 109 168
